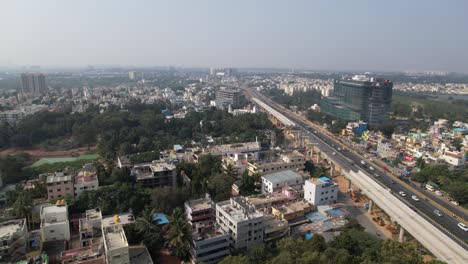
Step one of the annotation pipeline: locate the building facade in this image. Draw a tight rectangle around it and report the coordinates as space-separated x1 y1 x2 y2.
40 203 71 242
132 161 177 188
21 73 47 95
321 76 393 127
46 173 74 200
304 177 338 206
261 170 304 194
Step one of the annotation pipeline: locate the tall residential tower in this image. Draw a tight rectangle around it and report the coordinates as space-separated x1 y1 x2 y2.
20 73 47 95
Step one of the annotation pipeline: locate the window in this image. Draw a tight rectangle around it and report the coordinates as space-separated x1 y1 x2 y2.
57 189 61 192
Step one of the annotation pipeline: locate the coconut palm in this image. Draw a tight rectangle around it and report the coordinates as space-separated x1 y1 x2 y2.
168 207 192 260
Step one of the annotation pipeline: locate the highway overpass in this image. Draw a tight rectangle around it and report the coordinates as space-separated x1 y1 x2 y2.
249 93 468 263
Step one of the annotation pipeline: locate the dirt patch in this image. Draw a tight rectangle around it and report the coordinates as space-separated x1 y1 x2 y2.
0 146 97 158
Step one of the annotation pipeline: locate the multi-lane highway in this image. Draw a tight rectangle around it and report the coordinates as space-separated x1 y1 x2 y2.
246 88 468 249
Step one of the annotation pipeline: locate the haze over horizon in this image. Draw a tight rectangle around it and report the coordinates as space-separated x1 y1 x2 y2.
1 0 468 72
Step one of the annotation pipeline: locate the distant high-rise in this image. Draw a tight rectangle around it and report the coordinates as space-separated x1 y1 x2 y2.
21 73 47 95
128 71 137 80
216 87 240 107
209 67 235 77
320 75 393 127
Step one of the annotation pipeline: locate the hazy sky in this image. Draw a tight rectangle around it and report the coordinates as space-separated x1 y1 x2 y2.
1 0 467 72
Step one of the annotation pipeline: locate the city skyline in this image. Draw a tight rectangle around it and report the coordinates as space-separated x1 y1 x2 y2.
1 0 468 72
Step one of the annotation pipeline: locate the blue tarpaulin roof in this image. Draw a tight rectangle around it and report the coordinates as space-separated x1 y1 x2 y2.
152 213 170 225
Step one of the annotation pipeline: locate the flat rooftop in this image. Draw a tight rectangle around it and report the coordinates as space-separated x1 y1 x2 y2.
76 171 98 183
41 204 68 216
208 141 261 155
274 201 312 214
217 199 263 223
0 219 25 238
244 193 292 207
186 197 212 212
104 229 128 250
102 212 135 227
46 174 72 184
262 170 303 184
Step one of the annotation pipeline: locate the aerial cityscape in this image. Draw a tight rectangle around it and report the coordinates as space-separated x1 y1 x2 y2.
0 1 468 264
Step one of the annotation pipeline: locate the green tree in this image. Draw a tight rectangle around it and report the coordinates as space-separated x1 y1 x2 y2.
219 255 250 264
168 207 191 260
11 191 33 229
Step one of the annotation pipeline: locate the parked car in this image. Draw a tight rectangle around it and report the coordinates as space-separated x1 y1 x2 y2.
433 210 443 217
412 195 420 201
458 223 468 231
435 190 443 196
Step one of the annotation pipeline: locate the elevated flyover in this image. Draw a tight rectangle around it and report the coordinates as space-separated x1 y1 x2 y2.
251 97 296 127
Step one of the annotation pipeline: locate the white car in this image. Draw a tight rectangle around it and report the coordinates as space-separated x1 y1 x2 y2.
412 195 420 201
458 223 468 231
332 152 336 155
450 200 459 206
433 210 443 217
369 158 374 162
399 191 406 197
435 190 443 196
369 166 375 171
374 173 379 177
361 160 366 165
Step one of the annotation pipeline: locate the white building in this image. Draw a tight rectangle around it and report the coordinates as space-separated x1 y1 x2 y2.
216 197 266 250
0 219 28 263
377 140 393 159
442 150 465 170
190 224 229 264
103 218 130 264
304 176 338 206
40 202 71 242
261 170 304 194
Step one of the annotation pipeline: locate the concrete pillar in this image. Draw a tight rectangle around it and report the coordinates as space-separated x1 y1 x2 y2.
399 227 405 242
368 200 373 213
317 152 321 163
347 179 352 190
330 165 334 177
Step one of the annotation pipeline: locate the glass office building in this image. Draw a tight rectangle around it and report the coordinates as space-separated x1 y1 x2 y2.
321 76 393 127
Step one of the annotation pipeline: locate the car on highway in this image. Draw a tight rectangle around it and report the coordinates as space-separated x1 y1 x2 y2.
361 160 366 165
369 158 374 162
433 210 443 217
450 200 459 206
412 195 420 201
332 152 336 155
435 190 443 196
337 147 341 151
369 166 375 171
391 180 396 184
399 191 406 197
373 173 379 177
458 223 468 231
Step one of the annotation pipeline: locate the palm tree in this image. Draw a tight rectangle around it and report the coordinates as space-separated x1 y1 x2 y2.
222 163 238 179
168 207 192 260
135 207 161 237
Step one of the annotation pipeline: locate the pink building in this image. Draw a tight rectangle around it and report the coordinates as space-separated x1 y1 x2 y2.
46 172 74 200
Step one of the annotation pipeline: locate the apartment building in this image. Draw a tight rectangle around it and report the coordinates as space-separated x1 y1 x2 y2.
272 200 313 222
216 197 266 250
102 220 130 264
46 172 74 200
79 208 103 247
261 170 304 194
0 219 28 263
74 170 99 197
40 202 71 242
185 194 214 227
201 141 261 161
248 151 305 176
304 177 338 206
132 161 177 188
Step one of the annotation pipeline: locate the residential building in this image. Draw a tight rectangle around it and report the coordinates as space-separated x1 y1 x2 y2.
74 170 99 197
261 170 304 194
102 218 130 264
377 140 393 159
185 194 214 227
21 73 47 95
248 151 305 176
216 197 266 250
346 121 368 136
321 76 393 127
128 71 137 80
263 215 289 242
201 141 261 160
271 200 313 222
79 208 103 247
132 161 177 188
0 219 28 263
46 172 74 200
190 223 230 264
40 202 71 242
304 177 338 206
442 150 465 170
